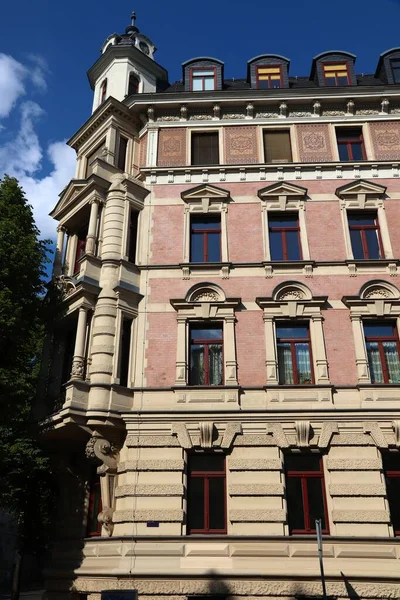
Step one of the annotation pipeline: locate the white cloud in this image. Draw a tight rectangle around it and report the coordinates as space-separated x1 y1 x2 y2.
0 54 76 239
0 54 26 118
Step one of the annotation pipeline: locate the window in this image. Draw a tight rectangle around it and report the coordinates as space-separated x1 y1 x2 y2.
277 323 313 384
269 214 301 260
119 317 133 387
363 322 400 384
190 215 221 262
391 59 400 84
191 132 220 166
191 68 216 91
187 453 226 534
263 130 292 163
256 65 283 89
117 136 128 171
336 127 365 161
100 79 107 103
189 323 223 385
74 227 88 274
86 141 106 177
128 73 139 96
383 453 400 535
128 209 139 263
285 454 328 535
323 63 350 86
61 327 76 387
348 212 383 259
87 470 102 537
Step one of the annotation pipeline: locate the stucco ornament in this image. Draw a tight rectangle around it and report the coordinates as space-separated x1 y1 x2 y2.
277 288 305 301
192 291 219 302
364 286 392 299
55 275 76 298
85 432 119 537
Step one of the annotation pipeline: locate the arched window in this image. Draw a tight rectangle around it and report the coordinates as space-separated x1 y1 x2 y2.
128 73 140 96
100 79 107 104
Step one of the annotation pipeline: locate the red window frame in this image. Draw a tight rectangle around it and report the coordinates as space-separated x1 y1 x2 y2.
268 214 302 260
336 128 366 161
256 65 283 89
190 66 217 91
189 323 224 386
364 321 400 383
74 232 87 274
100 79 107 103
348 212 383 259
190 215 221 262
382 453 400 535
285 455 329 535
322 61 351 86
277 323 314 384
87 476 102 537
187 454 227 534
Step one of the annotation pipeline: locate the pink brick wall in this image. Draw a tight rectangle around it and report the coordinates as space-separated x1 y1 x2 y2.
139 132 147 167
228 203 264 263
145 312 177 387
150 205 183 264
385 200 400 258
306 201 346 261
323 309 357 385
235 311 266 386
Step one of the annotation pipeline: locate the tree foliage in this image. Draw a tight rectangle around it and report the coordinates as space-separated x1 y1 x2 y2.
0 175 56 557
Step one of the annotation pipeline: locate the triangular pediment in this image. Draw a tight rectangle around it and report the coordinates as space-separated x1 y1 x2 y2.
258 181 308 199
50 176 110 219
335 179 387 199
181 184 230 202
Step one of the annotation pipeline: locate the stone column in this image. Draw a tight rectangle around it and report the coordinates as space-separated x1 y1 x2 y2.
53 225 66 277
264 315 278 384
311 315 330 384
85 197 100 255
71 306 89 380
88 175 126 410
351 314 370 383
175 317 187 385
224 315 238 385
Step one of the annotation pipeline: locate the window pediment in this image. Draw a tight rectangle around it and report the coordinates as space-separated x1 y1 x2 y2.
335 179 387 209
343 281 400 317
258 182 308 211
181 184 231 213
256 282 327 318
171 283 240 318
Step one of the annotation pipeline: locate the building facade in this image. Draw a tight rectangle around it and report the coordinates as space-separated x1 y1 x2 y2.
40 13 400 600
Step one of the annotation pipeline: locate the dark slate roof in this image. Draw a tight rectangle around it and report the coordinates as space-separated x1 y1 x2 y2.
163 74 386 93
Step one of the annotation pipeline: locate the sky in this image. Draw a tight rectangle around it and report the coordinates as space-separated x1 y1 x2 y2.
1 0 400 241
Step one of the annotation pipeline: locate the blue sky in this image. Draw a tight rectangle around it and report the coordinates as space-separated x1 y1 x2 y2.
1 0 400 239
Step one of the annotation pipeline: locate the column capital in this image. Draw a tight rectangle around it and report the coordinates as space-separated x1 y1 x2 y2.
57 224 67 233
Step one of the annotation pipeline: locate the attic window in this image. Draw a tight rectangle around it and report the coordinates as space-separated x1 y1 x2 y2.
128 73 140 96
322 63 350 86
190 68 216 91
256 65 283 89
100 79 107 103
391 59 400 84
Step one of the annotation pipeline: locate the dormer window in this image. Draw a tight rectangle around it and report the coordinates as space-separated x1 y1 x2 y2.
100 79 107 103
322 62 350 86
256 65 283 89
191 68 216 91
391 59 400 83
128 73 140 96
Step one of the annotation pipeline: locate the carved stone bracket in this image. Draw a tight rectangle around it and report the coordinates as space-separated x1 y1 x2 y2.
171 423 193 449
318 422 339 449
85 432 119 537
199 422 215 448
363 422 388 448
221 423 242 449
267 423 289 448
295 421 311 447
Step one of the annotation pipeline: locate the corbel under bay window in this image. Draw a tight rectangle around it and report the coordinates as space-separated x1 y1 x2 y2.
256 282 329 386
336 179 393 262
170 283 240 387
181 184 230 275
258 182 311 267
343 280 400 384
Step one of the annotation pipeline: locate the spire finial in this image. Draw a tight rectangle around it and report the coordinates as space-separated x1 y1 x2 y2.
131 11 136 27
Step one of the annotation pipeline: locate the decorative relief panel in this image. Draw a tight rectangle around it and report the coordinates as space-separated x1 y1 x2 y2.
369 121 400 160
224 126 258 164
296 124 334 163
157 128 187 167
